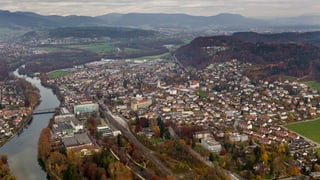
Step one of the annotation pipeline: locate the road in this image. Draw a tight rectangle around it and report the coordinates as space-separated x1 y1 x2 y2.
168 126 243 180
168 127 214 168
100 104 173 176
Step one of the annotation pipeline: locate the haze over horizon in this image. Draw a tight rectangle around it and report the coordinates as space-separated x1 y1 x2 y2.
1 0 320 18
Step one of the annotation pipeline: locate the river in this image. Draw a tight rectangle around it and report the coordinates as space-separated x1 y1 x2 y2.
0 68 60 180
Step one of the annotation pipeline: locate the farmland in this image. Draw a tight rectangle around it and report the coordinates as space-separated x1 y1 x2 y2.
47 70 74 79
67 43 117 53
285 118 320 144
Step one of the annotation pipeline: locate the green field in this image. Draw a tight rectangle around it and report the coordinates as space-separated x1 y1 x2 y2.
316 148 320 156
306 81 320 91
39 47 74 53
197 90 208 97
67 43 117 53
47 70 74 79
285 118 320 143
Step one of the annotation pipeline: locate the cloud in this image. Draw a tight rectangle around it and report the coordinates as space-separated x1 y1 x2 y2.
0 0 319 17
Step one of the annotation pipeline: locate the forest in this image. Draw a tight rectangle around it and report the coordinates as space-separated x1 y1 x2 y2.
175 35 320 81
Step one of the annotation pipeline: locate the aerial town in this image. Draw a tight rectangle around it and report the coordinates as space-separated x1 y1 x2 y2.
2 2 320 179
33 57 320 179
0 79 37 145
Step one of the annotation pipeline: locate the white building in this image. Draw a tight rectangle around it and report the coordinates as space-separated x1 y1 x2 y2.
229 133 249 142
201 138 222 153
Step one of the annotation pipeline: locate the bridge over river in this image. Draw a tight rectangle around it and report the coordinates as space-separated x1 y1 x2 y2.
33 108 56 115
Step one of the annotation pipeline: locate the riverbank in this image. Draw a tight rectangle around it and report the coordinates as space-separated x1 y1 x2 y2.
40 73 64 103
0 66 60 180
0 78 41 148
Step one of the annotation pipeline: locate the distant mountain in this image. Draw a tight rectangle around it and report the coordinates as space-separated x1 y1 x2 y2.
0 10 320 32
97 13 265 30
0 10 55 28
0 10 104 28
272 15 320 26
47 26 155 38
175 32 320 81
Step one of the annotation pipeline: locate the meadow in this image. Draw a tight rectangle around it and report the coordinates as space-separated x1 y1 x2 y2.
285 118 320 143
306 81 320 91
47 70 74 79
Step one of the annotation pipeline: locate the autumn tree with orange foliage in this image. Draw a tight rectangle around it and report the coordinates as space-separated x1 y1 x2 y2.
0 154 16 179
38 127 52 163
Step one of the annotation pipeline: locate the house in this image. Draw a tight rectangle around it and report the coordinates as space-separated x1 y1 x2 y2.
194 131 212 139
189 80 200 89
229 133 249 142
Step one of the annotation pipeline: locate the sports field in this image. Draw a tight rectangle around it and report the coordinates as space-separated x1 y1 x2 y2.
285 118 320 143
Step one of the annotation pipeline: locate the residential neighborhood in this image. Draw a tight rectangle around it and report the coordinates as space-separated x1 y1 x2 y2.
42 57 320 179
0 79 34 144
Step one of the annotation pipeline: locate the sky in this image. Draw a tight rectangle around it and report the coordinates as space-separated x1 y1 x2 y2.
1 0 319 17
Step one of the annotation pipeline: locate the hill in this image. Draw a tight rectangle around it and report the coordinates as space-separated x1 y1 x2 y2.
1 10 320 32
175 32 320 81
233 31 320 46
47 26 155 38
97 13 264 30
0 10 104 28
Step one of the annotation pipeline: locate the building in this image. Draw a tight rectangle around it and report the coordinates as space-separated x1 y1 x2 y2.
52 122 74 138
61 133 94 154
130 98 152 111
74 103 99 114
201 138 222 153
189 80 200 89
62 133 98 156
97 125 113 137
194 131 212 139
55 114 84 133
229 133 249 142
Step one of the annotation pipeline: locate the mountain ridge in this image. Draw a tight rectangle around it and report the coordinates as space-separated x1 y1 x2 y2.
1 10 320 31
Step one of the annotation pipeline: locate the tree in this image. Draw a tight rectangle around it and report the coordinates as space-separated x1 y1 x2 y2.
38 128 52 162
191 138 196 149
83 162 97 179
153 126 160 138
108 161 132 180
262 152 268 165
209 153 215 162
164 129 171 139
1 155 8 164
288 112 295 122
48 151 68 176
139 117 149 128
87 117 97 136
117 134 123 147
62 164 81 180
135 114 139 125
157 117 165 138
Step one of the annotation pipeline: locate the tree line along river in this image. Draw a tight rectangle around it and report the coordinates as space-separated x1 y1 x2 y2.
0 68 60 180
